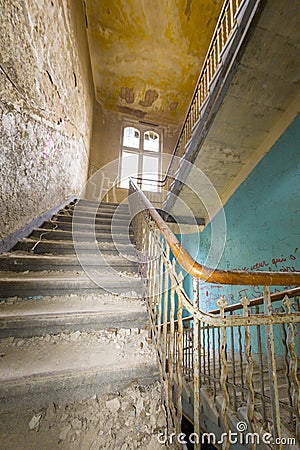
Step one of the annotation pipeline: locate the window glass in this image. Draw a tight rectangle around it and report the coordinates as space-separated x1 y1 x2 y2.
142 155 159 191
120 152 139 188
123 127 140 149
144 131 159 152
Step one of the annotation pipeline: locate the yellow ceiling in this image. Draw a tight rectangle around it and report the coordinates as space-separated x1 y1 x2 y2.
85 0 223 125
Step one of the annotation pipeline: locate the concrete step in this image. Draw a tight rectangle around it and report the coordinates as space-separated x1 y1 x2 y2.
0 253 138 272
71 203 129 213
0 271 143 298
65 208 131 220
41 220 132 234
0 294 147 338
29 228 134 242
0 328 158 412
75 200 129 209
13 238 137 255
53 214 130 225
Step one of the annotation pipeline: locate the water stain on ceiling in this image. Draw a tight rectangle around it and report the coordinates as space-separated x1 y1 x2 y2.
84 0 223 125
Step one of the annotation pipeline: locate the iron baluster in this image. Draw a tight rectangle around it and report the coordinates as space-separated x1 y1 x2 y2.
264 286 282 448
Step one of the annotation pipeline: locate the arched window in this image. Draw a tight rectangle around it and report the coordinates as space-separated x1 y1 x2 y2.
144 130 159 152
120 125 162 191
123 126 140 148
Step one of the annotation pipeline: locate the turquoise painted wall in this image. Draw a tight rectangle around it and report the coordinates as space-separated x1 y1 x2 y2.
185 114 300 311
176 115 300 355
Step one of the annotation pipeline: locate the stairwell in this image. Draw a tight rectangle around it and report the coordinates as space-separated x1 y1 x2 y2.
0 200 167 449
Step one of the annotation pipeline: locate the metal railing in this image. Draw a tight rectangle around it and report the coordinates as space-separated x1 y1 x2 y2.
128 179 300 450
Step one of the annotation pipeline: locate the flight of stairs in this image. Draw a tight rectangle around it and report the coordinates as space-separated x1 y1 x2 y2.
0 199 158 415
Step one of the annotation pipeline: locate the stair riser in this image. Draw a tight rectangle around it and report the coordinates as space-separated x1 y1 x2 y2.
70 205 129 213
12 241 136 256
0 311 147 339
53 214 130 225
42 221 132 233
29 229 134 242
0 259 138 272
0 281 143 298
62 210 131 220
0 365 159 413
75 200 129 208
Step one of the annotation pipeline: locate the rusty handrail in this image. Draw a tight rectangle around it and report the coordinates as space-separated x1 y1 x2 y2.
130 178 300 286
171 287 300 324
209 286 300 314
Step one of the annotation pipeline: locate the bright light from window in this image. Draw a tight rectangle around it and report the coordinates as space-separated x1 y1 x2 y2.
144 131 159 152
120 152 139 188
123 127 140 148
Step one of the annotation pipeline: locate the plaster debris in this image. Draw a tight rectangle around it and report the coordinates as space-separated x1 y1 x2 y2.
106 397 121 413
28 413 42 430
0 382 170 449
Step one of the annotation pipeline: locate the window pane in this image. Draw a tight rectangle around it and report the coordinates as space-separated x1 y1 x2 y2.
144 131 159 152
123 127 140 148
120 152 139 188
142 155 159 191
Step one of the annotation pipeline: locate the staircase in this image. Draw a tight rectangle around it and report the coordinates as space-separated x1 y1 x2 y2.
0 199 161 449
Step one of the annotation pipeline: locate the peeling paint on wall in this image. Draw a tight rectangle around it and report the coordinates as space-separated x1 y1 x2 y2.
139 89 159 108
119 86 134 104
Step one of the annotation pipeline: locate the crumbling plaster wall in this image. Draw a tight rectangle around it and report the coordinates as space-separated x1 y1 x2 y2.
0 0 94 240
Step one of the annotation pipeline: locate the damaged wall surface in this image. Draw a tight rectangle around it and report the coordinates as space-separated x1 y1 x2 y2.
0 0 94 241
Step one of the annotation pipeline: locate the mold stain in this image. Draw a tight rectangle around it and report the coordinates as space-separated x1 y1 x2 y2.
119 86 134 104
139 89 159 107
184 0 192 20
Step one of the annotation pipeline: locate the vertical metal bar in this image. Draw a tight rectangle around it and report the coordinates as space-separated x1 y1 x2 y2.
203 321 206 381
216 30 220 63
162 246 170 375
193 277 201 450
282 295 300 441
157 238 164 339
176 292 184 436
230 311 237 410
281 307 294 424
238 325 245 401
264 286 282 448
168 260 176 425
217 297 230 450
199 324 202 388
225 5 229 40
148 230 155 339
229 0 234 28
218 327 221 390
255 305 267 425
241 297 255 439
212 326 216 398
207 325 211 386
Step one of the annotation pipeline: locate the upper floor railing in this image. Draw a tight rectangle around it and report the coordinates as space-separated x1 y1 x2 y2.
128 179 300 450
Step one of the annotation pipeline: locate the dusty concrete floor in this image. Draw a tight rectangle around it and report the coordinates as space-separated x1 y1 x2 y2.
0 381 170 450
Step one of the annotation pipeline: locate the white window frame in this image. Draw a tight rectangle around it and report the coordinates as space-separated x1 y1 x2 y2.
119 122 162 191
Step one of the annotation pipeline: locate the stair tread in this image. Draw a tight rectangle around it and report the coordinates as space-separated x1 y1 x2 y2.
0 329 155 383
17 238 136 249
0 294 145 318
0 268 140 276
33 227 133 236
0 253 138 265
